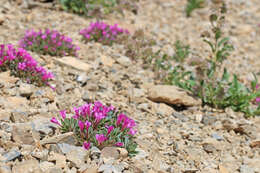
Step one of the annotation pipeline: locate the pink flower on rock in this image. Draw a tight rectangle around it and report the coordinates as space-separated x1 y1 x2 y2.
115 142 124 147
83 141 91 150
50 117 61 126
106 125 114 136
59 110 66 119
78 120 85 132
96 134 107 145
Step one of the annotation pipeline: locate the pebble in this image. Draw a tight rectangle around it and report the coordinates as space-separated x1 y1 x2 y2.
1 150 21 162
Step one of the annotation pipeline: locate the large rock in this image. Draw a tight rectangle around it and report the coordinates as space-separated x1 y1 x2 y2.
12 159 42 173
147 85 201 106
55 57 91 72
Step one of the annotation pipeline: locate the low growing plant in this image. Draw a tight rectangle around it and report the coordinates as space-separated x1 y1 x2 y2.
19 29 79 57
0 44 53 86
80 21 129 45
153 4 260 116
172 40 190 63
59 0 138 17
186 0 205 17
51 101 138 156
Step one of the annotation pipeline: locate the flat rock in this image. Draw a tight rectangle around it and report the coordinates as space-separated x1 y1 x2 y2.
0 110 11 122
11 123 35 145
55 57 91 72
0 97 28 110
1 150 21 162
66 148 89 168
19 83 33 97
147 85 201 107
0 71 18 84
12 160 42 173
100 55 115 67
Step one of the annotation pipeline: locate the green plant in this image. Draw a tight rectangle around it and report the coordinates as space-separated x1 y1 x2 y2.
151 4 260 116
173 40 190 63
51 101 138 156
59 0 88 16
186 0 205 17
59 0 138 17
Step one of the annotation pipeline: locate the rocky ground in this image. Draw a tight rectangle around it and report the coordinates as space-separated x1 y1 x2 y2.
0 0 260 172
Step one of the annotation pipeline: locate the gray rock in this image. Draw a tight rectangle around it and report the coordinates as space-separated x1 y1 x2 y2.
90 146 101 160
201 115 217 125
116 55 131 67
212 133 223 141
10 110 29 123
203 143 216 153
240 165 254 173
2 150 21 162
172 112 189 122
66 148 89 168
0 165 11 173
57 143 81 155
31 118 56 138
19 83 33 97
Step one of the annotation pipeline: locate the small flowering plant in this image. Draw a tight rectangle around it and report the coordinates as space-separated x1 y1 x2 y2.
79 21 129 45
51 101 138 156
0 44 53 86
19 29 80 57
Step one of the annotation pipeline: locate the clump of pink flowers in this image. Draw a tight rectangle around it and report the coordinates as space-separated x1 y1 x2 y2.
255 84 260 104
0 44 53 86
51 101 138 156
19 29 80 57
79 21 129 45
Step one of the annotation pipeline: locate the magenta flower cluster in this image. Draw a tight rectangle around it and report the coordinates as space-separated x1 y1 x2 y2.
79 21 129 45
19 29 80 57
51 101 137 153
255 84 260 103
0 44 53 86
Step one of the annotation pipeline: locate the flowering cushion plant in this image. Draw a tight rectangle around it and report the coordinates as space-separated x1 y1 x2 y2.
79 21 129 45
51 101 138 156
19 29 80 57
0 44 53 86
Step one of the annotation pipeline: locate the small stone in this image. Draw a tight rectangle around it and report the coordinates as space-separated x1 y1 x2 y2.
0 110 11 122
249 140 260 148
147 85 201 107
172 112 189 122
211 133 223 141
203 143 216 153
46 167 63 173
39 161 55 171
90 147 101 159
1 97 28 110
31 149 48 161
66 148 89 168
19 83 33 97
0 71 18 84
31 118 57 138
55 57 91 72
12 160 41 173
57 143 80 155
76 73 89 84
101 147 120 159
116 55 131 67
10 110 29 123
48 152 66 169
0 165 11 173
82 166 98 173
1 150 21 162
98 164 117 173
240 165 254 173
219 165 229 173
100 55 115 67
11 123 35 145
201 115 217 125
